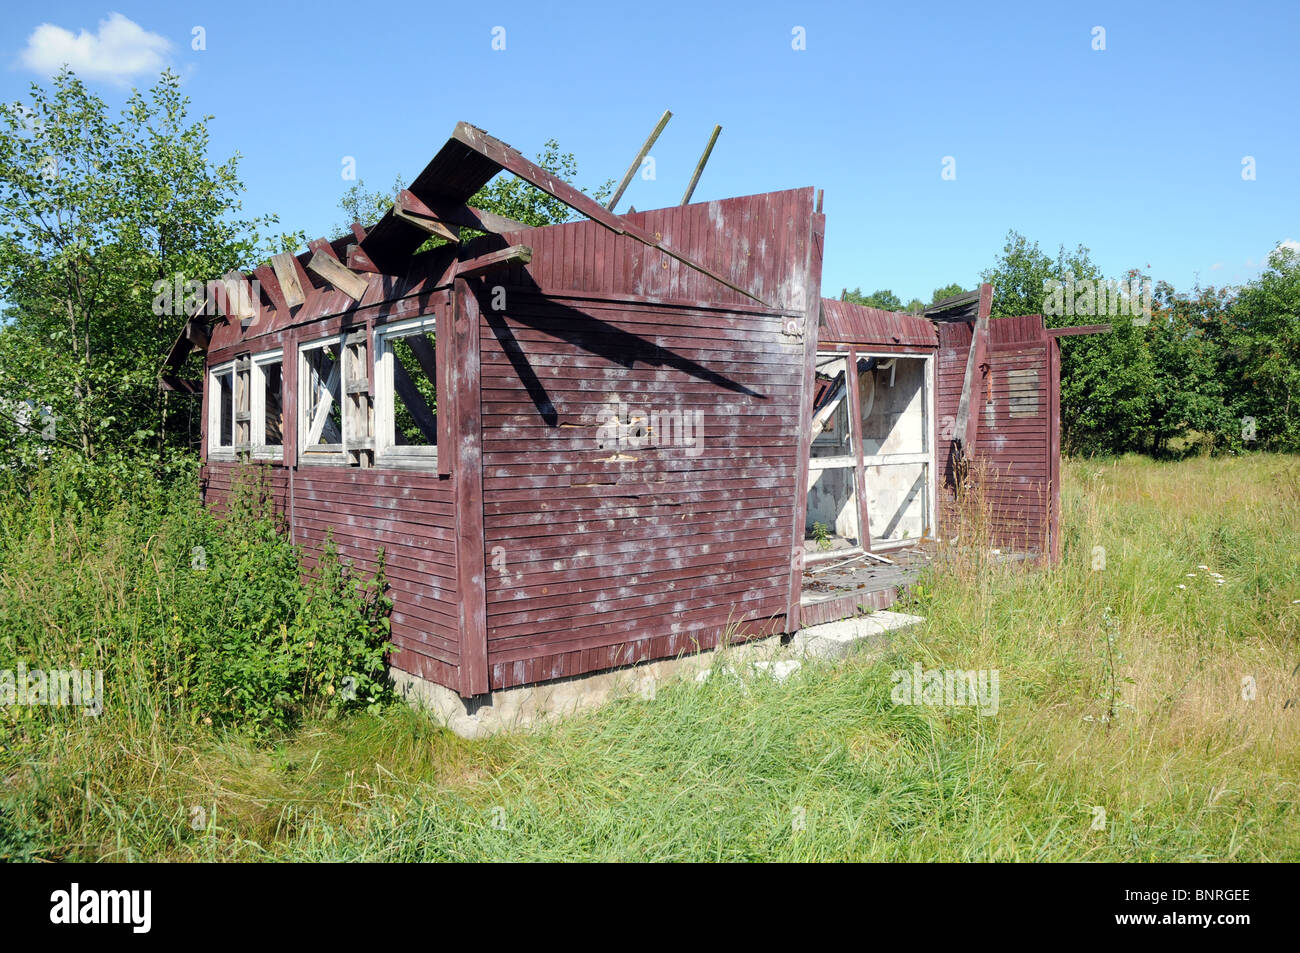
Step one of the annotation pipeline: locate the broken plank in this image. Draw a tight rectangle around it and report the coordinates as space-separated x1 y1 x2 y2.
394 189 460 243
271 252 306 308
451 204 530 234
308 249 370 302
347 243 382 274
220 270 258 323
456 244 533 279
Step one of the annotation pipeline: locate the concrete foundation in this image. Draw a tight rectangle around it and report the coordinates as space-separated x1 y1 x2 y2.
392 610 925 739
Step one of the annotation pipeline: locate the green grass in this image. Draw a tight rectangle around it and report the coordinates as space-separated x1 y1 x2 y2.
3 453 1299 861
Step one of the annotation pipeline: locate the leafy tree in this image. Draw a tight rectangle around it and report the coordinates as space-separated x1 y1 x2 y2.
334 176 403 236
931 283 967 304
982 232 1154 455
841 287 903 310
0 69 298 470
1225 247 1300 451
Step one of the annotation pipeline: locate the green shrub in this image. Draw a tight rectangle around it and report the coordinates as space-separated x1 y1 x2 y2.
0 458 393 745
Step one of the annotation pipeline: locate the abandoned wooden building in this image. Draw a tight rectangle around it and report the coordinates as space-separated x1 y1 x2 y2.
162 121 1100 704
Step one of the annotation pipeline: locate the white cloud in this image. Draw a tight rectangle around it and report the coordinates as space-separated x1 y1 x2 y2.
1210 262 1223 271
18 13 171 85
1276 239 1300 254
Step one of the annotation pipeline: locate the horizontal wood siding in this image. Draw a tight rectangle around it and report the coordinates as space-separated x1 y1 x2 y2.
476 293 803 690
201 187 821 696
973 315 1055 553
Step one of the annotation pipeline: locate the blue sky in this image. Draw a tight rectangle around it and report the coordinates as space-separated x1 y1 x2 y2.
3 1 1297 302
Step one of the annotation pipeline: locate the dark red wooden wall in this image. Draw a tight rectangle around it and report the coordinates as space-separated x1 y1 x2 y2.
934 314 1061 555
475 189 820 690
201 188 823 697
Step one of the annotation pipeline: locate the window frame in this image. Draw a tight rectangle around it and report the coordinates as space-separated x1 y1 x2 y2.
207 359 236 461
373 314 440 470
250 350 285 462
207 352 285 463
297 334 347 465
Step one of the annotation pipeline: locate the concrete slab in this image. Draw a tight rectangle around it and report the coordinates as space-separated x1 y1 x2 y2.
395 611 924 739
791 610 925 660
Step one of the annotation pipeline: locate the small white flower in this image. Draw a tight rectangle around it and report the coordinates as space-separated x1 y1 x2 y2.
1177 584 1187 590
1186 573 1197 578
1198 564 1210 570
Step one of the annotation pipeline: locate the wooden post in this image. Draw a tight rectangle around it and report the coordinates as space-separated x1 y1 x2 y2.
953 282 993 465
680 124 721 205
784 208 826 632
452 277 490 697
845 348 874 554
606 109 672 212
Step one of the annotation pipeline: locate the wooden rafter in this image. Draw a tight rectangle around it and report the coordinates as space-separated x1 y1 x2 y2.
681 124 721 205
448 122 769 306
456 244 532 279
607 109 672 212
394 189 461 243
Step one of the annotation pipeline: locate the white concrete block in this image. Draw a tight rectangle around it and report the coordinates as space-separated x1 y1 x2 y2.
792 611 924 660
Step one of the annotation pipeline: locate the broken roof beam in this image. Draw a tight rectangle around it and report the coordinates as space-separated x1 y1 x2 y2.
952 283 994 461
681 124 722 205
450 122 767 306
606 109 672 212
394 189 461 243
307 238 370 302
456 244 533 279
425 202 530 235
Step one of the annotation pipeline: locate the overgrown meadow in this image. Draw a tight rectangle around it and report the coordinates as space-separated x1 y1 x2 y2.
1 453 1295 861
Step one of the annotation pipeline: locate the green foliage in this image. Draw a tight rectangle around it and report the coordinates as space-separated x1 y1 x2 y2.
979 230 1259 457
468 139 613 228
811 521 832 550
333 176 404 236
1225 247 1300 451
0 69 300 470
931 283 967 304
0 459 393 747
841 287 903 310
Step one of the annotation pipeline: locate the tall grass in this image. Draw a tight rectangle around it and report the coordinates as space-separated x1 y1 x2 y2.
2 454 1297 861
0 461 392 860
